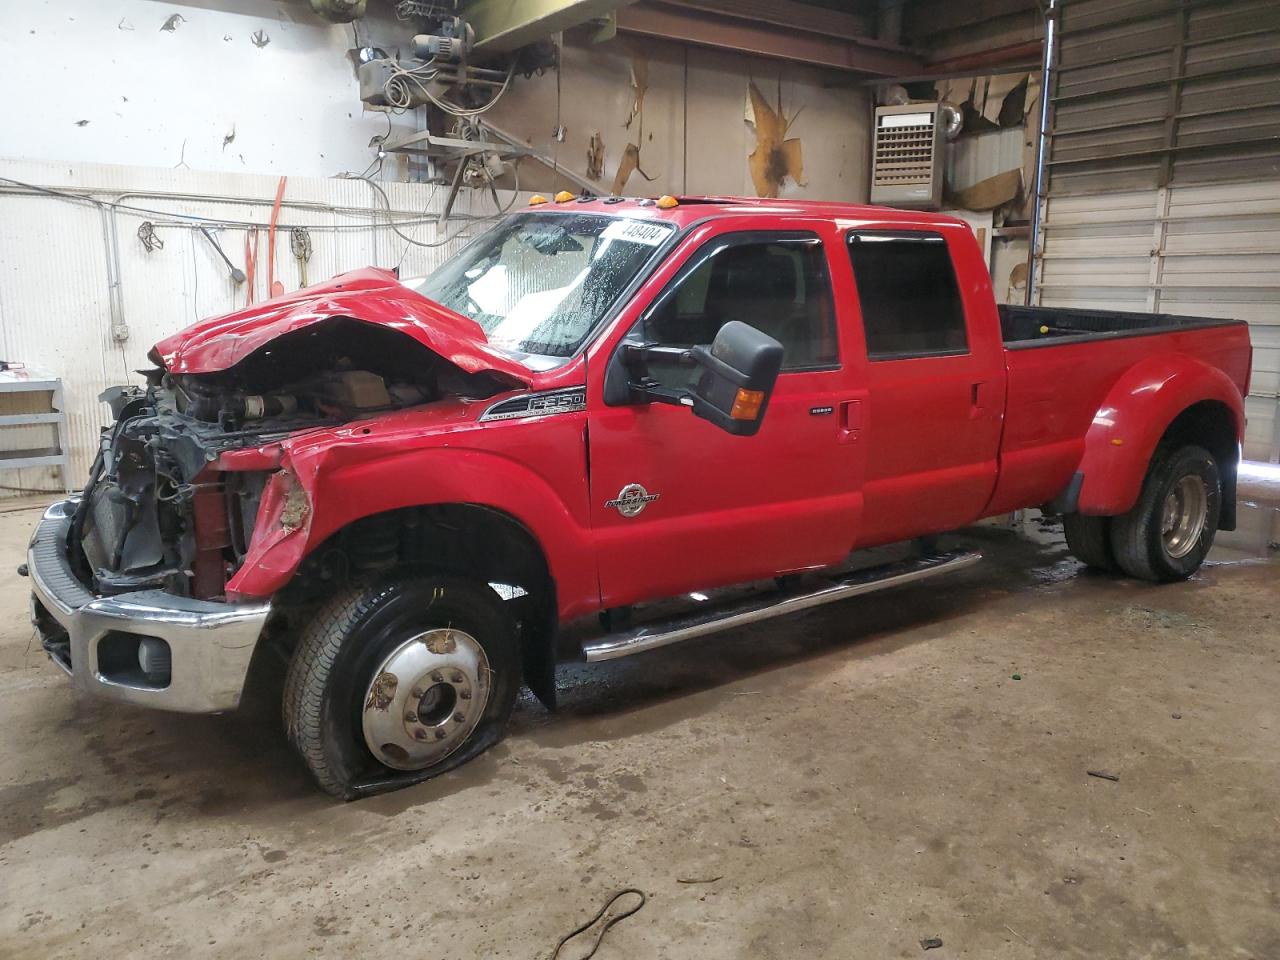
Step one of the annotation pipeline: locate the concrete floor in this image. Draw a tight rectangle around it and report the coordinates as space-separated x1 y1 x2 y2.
1 497 1277 959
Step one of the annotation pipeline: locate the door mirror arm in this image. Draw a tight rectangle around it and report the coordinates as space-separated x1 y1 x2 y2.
621 343 694 407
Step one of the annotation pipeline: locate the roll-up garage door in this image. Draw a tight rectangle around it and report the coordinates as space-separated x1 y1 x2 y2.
1036 0 1280 460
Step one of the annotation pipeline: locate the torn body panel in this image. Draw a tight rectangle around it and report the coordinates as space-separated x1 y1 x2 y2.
151 267 534 386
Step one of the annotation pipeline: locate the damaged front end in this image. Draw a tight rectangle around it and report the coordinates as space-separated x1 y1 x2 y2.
28 267 539 713
73 312 521 603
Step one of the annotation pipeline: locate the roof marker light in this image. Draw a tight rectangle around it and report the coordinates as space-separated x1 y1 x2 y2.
656 195 679 209
554 190 575 202
529 194 548 205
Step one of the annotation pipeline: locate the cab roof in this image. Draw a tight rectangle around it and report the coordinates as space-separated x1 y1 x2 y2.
524 194 973 231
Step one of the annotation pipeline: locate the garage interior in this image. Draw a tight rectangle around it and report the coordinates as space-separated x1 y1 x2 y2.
1 0 1278 956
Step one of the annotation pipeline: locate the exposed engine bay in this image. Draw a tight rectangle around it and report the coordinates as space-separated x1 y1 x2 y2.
70 317 513 600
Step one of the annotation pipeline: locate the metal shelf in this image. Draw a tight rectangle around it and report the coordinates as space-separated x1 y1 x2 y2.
0 447 66 469
0 368 70 492
0 413 63 426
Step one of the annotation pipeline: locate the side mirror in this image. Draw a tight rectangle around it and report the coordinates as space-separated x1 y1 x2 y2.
688 321 783 436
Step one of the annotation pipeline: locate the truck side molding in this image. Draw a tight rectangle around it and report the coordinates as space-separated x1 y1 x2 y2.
1074 354 1244 519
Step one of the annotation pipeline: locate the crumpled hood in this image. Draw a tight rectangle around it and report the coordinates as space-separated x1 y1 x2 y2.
150 267 533 386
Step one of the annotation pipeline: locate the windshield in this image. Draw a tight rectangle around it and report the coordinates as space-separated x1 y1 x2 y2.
413 212 676 361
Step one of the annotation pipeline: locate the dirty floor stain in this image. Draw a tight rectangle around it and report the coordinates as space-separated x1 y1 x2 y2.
0 501 1277 958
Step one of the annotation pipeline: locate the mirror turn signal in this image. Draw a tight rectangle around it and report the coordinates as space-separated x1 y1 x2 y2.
730 388 765 421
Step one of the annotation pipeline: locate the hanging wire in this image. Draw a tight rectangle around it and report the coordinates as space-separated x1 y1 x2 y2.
383 60 516 116
349 161 520 255
0 175 510 233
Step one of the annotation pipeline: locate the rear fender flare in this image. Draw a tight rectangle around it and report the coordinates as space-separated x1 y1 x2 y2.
1076 354 1244 516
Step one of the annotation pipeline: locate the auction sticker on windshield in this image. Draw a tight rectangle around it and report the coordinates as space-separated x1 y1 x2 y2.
601 219 671 246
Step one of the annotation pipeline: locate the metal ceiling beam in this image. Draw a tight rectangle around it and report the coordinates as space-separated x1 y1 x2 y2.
920 40 1043 75
615 0 923 77
463 0 638 52
854 39 1043 85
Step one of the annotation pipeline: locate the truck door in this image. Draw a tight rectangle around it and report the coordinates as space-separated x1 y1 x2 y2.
842 228 1006 545
585 222 869 610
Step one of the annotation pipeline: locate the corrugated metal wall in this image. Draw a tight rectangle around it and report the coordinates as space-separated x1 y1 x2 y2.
0 159 517 495
1036 0 1280 460
947 126 1028 195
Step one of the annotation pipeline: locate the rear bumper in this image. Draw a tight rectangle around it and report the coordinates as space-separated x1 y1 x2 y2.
27 499 271 714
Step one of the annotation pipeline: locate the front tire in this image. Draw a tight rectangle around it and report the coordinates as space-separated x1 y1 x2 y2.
283 575 519 799
1109 444 1220 582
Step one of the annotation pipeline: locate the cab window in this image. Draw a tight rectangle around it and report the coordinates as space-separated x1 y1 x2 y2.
638 233 839 389
847 232 968 360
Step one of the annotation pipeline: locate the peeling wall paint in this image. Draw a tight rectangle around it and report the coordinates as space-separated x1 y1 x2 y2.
745 80 806 199
484 38 871 202
0 0 413 179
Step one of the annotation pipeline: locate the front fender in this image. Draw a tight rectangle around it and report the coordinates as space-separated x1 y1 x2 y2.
225 444 596 619
1077 354 1244 516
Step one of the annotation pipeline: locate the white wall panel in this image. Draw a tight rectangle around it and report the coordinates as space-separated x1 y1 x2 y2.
0 0 416 179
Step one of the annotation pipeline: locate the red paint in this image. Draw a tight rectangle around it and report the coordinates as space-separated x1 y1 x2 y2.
191 470 232 599
585 216 870 606
266 175 287 298
164 197 1249 621
990 328 1249 517
852 222 1006 544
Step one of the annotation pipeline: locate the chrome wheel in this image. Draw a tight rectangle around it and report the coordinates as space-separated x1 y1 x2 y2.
1161 474 1208 559
361 628 491 771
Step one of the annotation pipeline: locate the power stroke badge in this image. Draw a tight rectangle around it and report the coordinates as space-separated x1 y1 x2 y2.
605 483 660 518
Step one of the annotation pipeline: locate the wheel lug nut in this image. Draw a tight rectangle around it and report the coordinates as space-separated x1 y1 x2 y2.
411 688 425 699
431 671 444 683
434 729 447 740
413 729 428 740
451 672 464 683
405 712 418 723
459 690 471 700
453 712 466 723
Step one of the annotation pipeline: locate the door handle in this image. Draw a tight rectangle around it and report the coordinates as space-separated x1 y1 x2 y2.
969 381 986 420
838 399 863 443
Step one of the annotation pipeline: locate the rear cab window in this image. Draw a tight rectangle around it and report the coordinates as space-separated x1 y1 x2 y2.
846 231 968 360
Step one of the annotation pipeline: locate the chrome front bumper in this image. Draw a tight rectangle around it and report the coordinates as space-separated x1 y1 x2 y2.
27 499 271 714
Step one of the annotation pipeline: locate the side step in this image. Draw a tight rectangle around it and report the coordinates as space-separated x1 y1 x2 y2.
582 550 982 662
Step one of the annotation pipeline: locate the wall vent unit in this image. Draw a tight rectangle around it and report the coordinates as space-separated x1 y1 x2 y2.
870 103 945 210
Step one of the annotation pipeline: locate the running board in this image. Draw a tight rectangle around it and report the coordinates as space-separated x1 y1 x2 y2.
582 549 982 663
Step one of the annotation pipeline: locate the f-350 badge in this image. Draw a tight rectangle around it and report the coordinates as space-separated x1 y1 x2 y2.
605 483 660 518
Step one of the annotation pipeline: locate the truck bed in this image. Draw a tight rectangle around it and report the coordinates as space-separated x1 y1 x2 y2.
984 306 1252 518
999 304 1242 350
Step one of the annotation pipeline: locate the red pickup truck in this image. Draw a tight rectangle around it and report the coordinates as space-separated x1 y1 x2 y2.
25 196 1251 798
